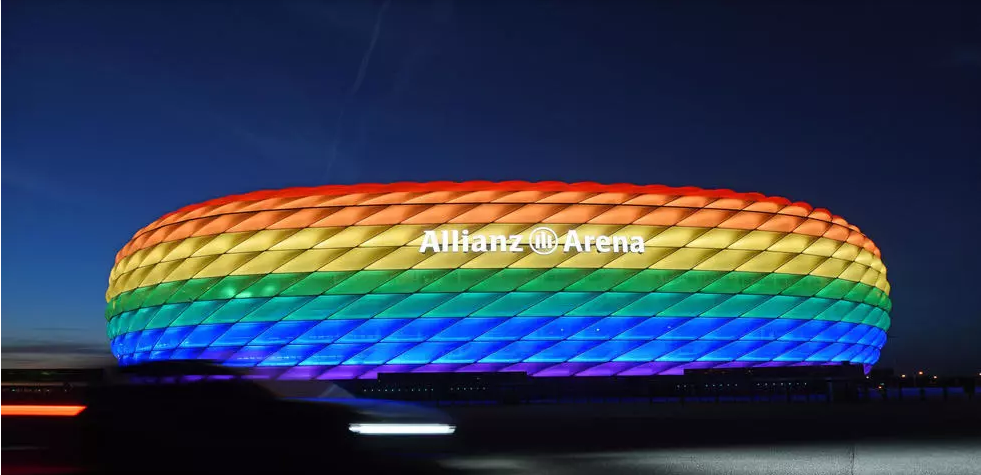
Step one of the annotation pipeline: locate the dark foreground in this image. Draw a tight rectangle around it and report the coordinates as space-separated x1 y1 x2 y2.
439 439 981 475
438 402 981 475
5 400 980 475
442 401 981 453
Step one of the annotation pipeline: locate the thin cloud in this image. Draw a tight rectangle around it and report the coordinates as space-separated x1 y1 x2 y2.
2 166 110 209
327 0 392 179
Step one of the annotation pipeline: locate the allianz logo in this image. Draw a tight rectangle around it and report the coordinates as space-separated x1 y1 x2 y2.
419 227 646 255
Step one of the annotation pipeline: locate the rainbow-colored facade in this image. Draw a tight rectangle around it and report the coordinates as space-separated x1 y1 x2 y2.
106 182 890 379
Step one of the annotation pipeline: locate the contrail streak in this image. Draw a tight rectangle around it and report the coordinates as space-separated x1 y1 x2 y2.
326 0 391 179
349 0 390 97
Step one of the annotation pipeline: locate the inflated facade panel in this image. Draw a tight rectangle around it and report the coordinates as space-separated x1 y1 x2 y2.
106 181 890 378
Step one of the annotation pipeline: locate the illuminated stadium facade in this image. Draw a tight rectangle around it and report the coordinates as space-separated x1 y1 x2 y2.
106 181 891 379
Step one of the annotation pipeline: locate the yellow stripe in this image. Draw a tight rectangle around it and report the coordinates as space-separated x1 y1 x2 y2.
228 230 298 253
687 228 749 249
272 228 343 250
106 224 889 298
729 231 784 250
804 237 842 257
106 247 885 299
694 249 760 271
116 224 875 277
365 247 431 270
839 261 869 282
274 248 349 273
774 254 826 275
768 234 816 253
193 233 255 257
108 226 888 293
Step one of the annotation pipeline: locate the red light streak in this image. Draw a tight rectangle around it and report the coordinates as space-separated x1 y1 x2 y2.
1 405 86 417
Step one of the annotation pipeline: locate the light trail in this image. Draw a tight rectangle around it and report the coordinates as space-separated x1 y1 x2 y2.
1 405 86 417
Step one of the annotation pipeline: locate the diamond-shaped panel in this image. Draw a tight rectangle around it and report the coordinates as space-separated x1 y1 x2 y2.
106 182 890 378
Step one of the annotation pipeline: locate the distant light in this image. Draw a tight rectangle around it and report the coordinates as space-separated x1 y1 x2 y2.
1 405 86 417
918 371 924 376
933 376 938 379
349 423 456 435
901 374 906 378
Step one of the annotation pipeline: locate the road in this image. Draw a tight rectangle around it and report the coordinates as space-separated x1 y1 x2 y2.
440 439 981 475
4 400 980 475
432 401 981 475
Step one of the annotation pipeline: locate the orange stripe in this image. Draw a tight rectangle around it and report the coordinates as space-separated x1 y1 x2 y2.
131 190 764 238
449 203 521 223
718 211 771 229
497 203 568 223
677 209 735 227
405 190 470 204
140 181 791 229
757 215 804 232
403 203 477 224
623 194 678 206
114 204 884 264
358 204 430 225
114 182 881 263
633 207 695 225
449 189 511 203
706 198 751 209
582 192 635 204
544 204 613 223
782 203 811 216
193 213 252 236
588 205 652 224
795 219 832 237
312 206 387 226
493 190 553 203
361 191 422 206
226 210 295 233
267 207 340 229
666 195 715 208
744 201 783 213
824 224 851 241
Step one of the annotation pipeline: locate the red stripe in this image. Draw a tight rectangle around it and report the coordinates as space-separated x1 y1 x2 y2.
153 181 802 223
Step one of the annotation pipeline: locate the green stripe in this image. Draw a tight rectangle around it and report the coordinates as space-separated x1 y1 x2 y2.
106 269 892 319
106 291 892 339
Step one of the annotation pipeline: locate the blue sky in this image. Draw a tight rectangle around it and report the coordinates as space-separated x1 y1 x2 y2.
3 0 979 372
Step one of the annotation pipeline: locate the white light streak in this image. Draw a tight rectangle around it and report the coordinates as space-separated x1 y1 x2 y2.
348 423 456 435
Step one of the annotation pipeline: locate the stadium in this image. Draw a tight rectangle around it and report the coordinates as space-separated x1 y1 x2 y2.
105 181 890 379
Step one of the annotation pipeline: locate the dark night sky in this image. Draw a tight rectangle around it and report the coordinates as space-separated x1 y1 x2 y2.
3 0 979 373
